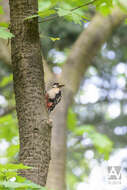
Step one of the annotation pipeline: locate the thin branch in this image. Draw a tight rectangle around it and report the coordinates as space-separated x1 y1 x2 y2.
39 0 97 23
0 106 16 117
71 0 98 11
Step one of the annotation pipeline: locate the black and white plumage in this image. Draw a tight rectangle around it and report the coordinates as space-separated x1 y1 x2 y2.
45 83 64 112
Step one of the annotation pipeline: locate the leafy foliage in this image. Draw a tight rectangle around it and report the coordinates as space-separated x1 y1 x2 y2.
25 0 119 25
74 125 113 159
0 163 45 189
0 181 45 189
95 0 113 15
0 0 127 39
67 108 113 159
0 4 14 39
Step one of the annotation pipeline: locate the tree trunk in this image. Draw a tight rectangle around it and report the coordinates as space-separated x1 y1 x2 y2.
9 0 51 186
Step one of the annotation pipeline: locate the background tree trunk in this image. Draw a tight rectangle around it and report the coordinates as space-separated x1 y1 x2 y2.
46 8 126 190
46 90 71 190
9 0 51 186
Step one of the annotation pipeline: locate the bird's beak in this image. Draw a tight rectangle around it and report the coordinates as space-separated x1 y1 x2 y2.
58 84 65 88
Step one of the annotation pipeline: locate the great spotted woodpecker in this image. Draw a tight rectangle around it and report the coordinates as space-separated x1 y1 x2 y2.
45 83 64 112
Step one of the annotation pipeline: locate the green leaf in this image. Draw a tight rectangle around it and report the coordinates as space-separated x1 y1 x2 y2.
25 10 56 20
95 0 113 15
4 171 17 180
16 175 26 183
88 132 113 159
57 8 70 16
51 0 60 5
6 144 19 158
0 27 14 39
71 13 82 24
74 125 95 136
0 163 31 171
38 0 52 11
39 9 56 18
50 37 60 41
40 34 60 42
97 4 111 16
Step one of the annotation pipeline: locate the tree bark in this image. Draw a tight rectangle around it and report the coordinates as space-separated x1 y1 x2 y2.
46 8 126 190
9 0 51 186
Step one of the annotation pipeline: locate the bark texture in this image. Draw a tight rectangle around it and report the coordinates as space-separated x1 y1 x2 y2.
46 8 126 190
9 0 51 186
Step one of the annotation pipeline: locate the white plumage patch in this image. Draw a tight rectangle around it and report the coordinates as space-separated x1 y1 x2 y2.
47 88 60 99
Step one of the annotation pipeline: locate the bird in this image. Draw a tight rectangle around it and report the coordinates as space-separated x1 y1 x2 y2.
45 82 64 112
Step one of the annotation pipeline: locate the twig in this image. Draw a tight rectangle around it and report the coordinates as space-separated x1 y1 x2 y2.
71 0 98 11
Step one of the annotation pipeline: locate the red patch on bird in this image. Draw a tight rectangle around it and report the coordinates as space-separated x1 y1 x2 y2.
47 102 53 108
45 94 53 108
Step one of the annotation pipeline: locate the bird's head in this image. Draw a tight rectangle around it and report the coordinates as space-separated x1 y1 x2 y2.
52 83 65 88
